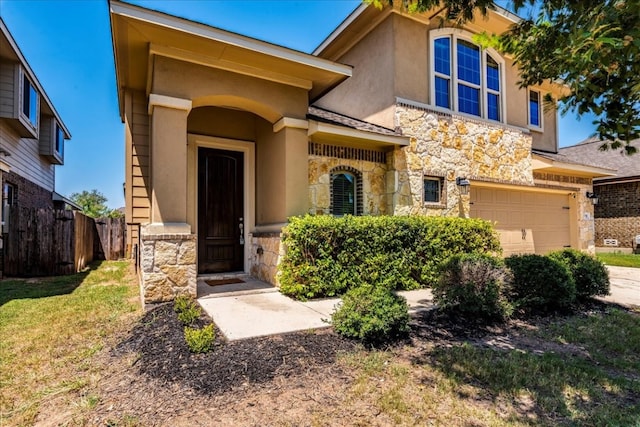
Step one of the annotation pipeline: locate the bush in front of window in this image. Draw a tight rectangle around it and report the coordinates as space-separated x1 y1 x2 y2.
433 253 513 321
505 254 576 312
278 215 501 300
548 249 610 300
331 283 410 347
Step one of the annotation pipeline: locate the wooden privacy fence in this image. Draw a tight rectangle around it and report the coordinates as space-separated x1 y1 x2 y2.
3 207 126 277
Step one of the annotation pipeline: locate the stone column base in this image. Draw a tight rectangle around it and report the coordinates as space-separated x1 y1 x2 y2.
140 229 197 304
249 232 283 286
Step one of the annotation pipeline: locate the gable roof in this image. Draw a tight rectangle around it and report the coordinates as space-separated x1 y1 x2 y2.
109 0 353 119
558 138 640 181
308 106 399 137
0 18 71 138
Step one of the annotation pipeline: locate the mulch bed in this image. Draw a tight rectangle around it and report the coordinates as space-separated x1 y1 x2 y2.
114 303 358 396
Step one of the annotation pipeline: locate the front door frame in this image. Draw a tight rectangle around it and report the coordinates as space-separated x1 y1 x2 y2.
187 133 255 274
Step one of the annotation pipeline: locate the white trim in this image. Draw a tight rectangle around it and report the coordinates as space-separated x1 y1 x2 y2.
148 94 193 115
0 159 10 173
308 120 409 146
187 134 256 275
428 28 507 124
110 0 352 78
273 117 309 133
527 88 544 132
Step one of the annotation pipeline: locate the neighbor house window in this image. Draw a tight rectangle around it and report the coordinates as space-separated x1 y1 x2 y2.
424 177 443 204
528 89 542 129
55 123 64 157
330 167 363 216
431 29 504 122
22 74 38 128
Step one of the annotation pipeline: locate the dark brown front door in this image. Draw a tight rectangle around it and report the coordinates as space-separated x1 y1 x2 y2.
198 147 244 274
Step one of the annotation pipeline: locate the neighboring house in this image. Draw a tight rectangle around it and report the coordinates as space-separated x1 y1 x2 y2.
0 18 71 274
109 1 613 304
560 138 640 252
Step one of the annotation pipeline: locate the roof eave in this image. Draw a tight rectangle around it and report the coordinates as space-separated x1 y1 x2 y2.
532 153 617 178
308 119 409 149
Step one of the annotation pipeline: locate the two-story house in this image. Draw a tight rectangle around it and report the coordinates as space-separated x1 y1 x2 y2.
0 18 71 240
109 1 612 304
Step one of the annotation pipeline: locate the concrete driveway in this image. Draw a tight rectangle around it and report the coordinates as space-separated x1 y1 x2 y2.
599 266 640 307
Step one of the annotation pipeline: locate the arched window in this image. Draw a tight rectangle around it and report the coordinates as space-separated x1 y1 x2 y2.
330 167 362 216
431 29 505 122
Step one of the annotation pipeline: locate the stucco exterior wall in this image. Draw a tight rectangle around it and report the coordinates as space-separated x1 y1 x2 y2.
392 103 533 216
314 15 396 128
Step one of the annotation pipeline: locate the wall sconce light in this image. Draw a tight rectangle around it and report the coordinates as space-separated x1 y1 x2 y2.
586 191 599 205
456 177 471 195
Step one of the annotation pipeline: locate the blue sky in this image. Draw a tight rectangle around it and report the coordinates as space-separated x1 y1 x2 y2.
1 0 597 209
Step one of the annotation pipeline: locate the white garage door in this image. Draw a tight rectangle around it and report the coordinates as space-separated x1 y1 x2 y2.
470 187 572 255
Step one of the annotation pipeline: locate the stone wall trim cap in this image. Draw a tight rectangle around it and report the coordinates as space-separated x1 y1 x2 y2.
142 222 192 236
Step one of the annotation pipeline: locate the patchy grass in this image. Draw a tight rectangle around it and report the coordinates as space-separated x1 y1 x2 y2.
0 261 140 426
597 253 640 268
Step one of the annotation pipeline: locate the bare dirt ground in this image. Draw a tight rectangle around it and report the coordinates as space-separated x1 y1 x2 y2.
79 299 637 427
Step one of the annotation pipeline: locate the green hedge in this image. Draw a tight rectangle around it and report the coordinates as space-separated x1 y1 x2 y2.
278 215 501 300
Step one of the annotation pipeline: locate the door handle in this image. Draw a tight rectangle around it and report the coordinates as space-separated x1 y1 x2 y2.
239 218 245 245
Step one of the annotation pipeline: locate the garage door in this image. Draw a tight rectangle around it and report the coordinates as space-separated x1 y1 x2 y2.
470 187 571 255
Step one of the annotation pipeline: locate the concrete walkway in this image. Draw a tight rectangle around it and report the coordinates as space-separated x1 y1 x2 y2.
197 276 433 341
198 265 638 341
599 266 640 307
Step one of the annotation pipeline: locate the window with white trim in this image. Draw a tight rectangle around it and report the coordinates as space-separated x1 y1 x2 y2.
431 29 504 122
21 72 38 129
528 89 543 129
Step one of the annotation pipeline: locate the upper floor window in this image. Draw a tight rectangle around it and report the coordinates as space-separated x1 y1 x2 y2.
330 166 363 216
431 29 504 122
22 73 38 128
55 123 64 157
528 89 543 129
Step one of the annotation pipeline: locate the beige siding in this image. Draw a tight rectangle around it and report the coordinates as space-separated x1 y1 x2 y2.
0 63 15 118
124 90 151 246
0 121 54 191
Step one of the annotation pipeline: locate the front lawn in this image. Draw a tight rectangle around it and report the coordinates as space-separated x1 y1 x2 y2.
0 261 140 426
597 252 640 268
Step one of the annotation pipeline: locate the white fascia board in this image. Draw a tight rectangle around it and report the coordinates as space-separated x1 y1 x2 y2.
110 1 352 78
308 120 409 146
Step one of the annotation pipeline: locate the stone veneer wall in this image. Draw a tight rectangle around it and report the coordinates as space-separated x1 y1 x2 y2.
393 104 533 216
249 232 283 286
140 233 197 303
533 172 596 253
309 156 387 215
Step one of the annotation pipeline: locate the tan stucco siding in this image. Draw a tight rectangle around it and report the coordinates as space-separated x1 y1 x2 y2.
256 119 286 225
315 16 396 129
124 90 151 246
151 56 309 122
393 15 429 105
188 107 257 141
0 121 54 192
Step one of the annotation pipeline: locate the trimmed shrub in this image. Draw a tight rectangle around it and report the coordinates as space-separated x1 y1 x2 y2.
548 249 610 300
279 215 501 300
434 254 513 320
505 254 576 311
331 283 410 346
174 295 202 325
184 324 215 353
